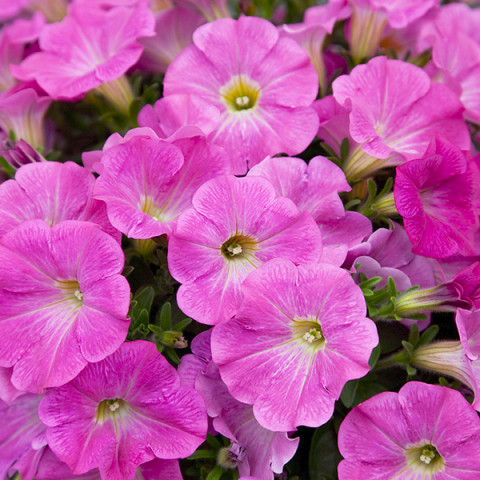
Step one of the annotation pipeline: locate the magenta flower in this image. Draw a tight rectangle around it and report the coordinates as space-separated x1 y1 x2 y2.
0 220 130 392
211 258 378 431
13 3 155 112
0 161 119 240
0 393 46 479
168 175 323 325
279 0 351 94
247 155 372 266
179 331 299 479
0 88 51 151
174 0 230 21
138 95 221 141
93 132 229 240
32 449 183 480
332 56 470 181
137 6 205 74
248 155 350 225
40 340 207 480
346 0 438 62
338 381 480 479
0 13 44 93
394 136 478 258
164 16 319 174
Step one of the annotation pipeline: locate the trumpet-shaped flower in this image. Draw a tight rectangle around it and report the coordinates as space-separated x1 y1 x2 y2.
394 136 478 258
211 259 378 431
0 220 130 392
179 331 299 479
0 161 118 240
93 132 229 240
40 340 207 480
164 16 319 174
338 381 480 479
12 3 155 111
333 56 470 181
0 393 46 479
168 175 323 325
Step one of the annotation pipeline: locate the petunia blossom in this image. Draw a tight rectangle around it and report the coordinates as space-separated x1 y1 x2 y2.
0 220 130 392
0 393 46 480
40 340 207 480
12 3 155 112
0 161 119 241
338 381 480 479
164 15 319 174
211 258 378 431
332 56 470 181
93 131 229 240
394 136 478 259
179 330 299 479
168 175 323 325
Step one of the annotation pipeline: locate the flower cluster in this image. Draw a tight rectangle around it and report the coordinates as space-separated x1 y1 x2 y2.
1 1 480 479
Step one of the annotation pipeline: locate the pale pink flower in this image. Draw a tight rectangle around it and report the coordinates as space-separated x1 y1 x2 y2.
137 6 205 74
0 220 130 392
12 3 155 112
179 330 299 479
168 175 323 325
40 340 207 480
164 16 319 174
93 131 229 239
0 161 119 240
211 259 378 431
338 381 480 479
333 56 470 181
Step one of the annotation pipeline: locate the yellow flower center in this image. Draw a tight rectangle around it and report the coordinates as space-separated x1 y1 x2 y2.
220 75 261 112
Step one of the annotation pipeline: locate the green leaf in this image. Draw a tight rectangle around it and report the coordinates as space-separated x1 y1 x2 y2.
438 377 449 387
418 325 439 347
406 365 417 377
174 317 192 331
187 449 217 460
408 322 419 347
158 302 172 330
401 341 415 359
368 344 381 368
206 433 223 450
131 286 155 319
0 156 16 176
206 465 224 480
309 420 342 480
164 347 181 365
340 137 350 162
148 324 163 336
340 380 358 408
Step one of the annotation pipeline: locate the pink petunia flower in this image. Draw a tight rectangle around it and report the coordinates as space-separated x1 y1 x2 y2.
31 448 183 480
12 3 155 112
346 0 438 63
179 330 299 479
0 220 130 393
168 175 323 325
164 16 319 174
137 6 205 74
279 0 351 95
394 136 478 259
247 155 371 266
40 340 207 480
93 131 229 240
138 95 221 141
338 381 480 479
332 56 470 182
0 88 51 151
211 258 378 431
0 393 46 479
0 161 119 241
174 0 230 21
